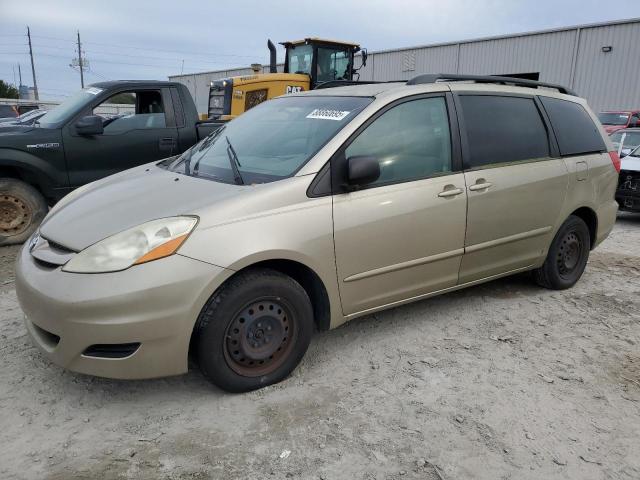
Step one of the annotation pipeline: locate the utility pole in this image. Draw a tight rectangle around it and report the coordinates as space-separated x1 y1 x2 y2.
76 30 84 88
17 64 23 99
27 26 39 100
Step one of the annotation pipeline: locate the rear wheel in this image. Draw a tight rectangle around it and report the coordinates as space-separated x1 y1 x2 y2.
533 215 591 290
0 178 47 246
195 269 314 392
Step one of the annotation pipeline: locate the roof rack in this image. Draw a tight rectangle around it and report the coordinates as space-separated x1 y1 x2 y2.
314 79 403 89
406 73 577 96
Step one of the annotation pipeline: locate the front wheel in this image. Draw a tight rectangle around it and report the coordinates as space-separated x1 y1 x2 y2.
533 215 591 290
0 178 48 246
195 269 314 392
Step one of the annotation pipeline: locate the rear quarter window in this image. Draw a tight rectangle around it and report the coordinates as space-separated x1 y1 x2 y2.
539 96 605 156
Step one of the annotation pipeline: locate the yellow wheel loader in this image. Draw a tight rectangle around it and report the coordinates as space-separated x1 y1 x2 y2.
208 38 367 121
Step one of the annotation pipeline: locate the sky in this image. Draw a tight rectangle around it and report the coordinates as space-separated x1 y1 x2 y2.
1 0 640 101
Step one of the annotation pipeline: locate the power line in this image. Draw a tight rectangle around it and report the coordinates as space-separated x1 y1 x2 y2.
84 49 266 65
32 51 239 70
30 34 259 60
9 42 266 66
83 39 258 59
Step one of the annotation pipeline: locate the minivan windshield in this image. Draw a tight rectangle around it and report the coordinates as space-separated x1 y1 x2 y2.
598 112 630 126
38 87 103 126
166 95 372 184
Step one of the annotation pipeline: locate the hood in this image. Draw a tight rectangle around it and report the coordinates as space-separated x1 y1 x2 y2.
40 163 245 251
621 155 640 172
0 125 36 135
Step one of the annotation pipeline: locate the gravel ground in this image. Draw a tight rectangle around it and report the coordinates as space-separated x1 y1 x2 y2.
0 214 639 480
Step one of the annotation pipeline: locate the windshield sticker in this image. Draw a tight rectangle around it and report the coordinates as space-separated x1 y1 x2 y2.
306 109 351 121
85 87 103 95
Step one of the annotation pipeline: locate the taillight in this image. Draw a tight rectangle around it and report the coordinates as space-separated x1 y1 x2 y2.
609 151 621 173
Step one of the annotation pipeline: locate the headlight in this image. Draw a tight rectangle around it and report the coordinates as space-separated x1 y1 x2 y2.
62 217 198 273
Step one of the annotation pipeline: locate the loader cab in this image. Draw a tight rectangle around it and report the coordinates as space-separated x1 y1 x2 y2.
282 38 362 88
207 38 365 121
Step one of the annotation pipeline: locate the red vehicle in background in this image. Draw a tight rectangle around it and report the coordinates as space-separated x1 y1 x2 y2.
598 110 640 133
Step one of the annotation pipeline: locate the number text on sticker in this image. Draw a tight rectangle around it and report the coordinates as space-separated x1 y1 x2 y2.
306 109 351 121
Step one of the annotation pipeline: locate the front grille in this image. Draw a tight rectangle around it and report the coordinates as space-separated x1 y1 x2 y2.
31 235 76 268
45 238 75 254
32 257 59 269
82 343 141 359
245 88 268 111
618 170 640 192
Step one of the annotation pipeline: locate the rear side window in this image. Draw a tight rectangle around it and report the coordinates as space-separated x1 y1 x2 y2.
459 95 549 168
539 97 605 156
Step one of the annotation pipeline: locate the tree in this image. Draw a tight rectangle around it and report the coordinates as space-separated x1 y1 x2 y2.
0 80 19 99
108 92 136 104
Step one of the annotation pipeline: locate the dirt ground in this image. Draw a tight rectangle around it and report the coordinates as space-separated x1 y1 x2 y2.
1 215 639 480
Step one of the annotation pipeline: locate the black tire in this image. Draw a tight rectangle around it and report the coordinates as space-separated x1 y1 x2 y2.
533 215 591 290
195 268 314 393
0 178 47 247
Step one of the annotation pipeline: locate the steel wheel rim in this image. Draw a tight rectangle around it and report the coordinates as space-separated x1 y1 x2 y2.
0 194 32 236
557 231 582 277
223 297 296 377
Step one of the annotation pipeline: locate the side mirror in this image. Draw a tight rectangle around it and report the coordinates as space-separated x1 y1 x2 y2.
346 155 380 189
75 115 103 135
361 49 368 68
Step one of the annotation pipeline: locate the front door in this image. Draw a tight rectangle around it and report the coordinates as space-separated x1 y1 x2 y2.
63 88 179 187
332 94 467 315
454 93 568 283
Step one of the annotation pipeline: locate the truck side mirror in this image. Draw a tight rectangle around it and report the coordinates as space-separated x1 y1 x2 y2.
75 115 104 136
346 155 380 188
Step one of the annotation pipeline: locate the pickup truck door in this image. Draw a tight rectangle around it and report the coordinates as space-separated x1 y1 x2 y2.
62 88 179 187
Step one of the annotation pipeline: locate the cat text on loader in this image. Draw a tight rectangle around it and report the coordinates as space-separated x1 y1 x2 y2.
207 38 367 121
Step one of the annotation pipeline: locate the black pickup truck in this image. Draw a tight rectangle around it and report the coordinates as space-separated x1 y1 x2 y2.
0 80 218 246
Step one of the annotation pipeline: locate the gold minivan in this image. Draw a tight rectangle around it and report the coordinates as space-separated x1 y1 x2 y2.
16 75 620 392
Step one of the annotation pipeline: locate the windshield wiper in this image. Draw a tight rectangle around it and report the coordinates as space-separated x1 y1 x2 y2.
188 126 224 176
225 136 244 185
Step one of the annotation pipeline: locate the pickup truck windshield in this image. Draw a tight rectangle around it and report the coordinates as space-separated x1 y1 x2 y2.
167 95 372 184
38 87 103 126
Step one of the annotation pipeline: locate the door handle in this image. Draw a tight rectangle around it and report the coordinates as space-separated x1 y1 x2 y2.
468 182 493 192
438 187 464 198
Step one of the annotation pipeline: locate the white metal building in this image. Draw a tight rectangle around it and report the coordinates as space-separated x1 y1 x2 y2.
169 18 640 116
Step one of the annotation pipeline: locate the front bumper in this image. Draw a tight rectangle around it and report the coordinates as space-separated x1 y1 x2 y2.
616 170 640 212
15 244 231 379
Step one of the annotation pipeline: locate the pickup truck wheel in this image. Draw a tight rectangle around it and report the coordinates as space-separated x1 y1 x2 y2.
0 178 47 246
533 215 590 290
195 268 314 393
